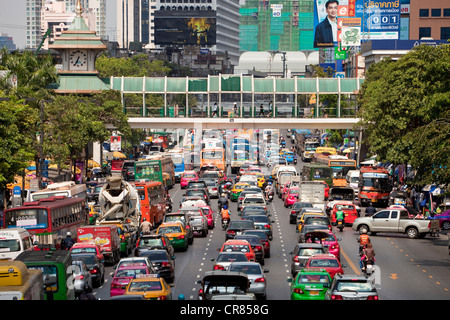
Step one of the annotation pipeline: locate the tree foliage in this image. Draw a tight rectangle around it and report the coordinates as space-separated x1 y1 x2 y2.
96 54 171 78
358 43 450 185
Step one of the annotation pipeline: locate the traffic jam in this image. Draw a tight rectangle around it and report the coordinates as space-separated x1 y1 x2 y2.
0 128 448 301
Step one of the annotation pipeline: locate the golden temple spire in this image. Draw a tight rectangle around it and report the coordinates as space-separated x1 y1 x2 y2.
76 0 82 17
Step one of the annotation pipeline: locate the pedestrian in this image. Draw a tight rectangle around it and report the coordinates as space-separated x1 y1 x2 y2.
365 203 376 216
211 103 218 117
233 102 238 117
267 101 273 117
258 103 265 117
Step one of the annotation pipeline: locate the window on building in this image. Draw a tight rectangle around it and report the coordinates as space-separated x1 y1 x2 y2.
419 27 431 38
431 9 441 17
419 8 429 17
443 8 450 17
441 27 450 40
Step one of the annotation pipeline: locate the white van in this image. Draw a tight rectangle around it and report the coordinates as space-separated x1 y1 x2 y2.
346 170 360 194
0 228 35 261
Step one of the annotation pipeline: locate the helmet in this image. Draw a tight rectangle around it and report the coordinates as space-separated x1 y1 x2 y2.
66 232 71 237
361 229 367 234
221 193 226 197
268 182 272 185
223 205 228 209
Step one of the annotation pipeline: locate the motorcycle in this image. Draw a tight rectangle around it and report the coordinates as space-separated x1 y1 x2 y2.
221 217 230 230
337 219 344 232
361 261 375 277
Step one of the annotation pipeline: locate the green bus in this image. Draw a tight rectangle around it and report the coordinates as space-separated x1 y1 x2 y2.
301 163 333 187
15 249 75 300
135 155 175 188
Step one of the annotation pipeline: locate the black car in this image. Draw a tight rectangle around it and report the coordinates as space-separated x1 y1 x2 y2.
297 224 330 243
234 234 265 265
289 201 314 224
243 230 271 258
187 180 208 190
135 234 175 258
71 253 105 288
122 160 135 181
183 188 210 204
226 220 255 241
244 215 274 240
139 249 176 283
241 206 268 218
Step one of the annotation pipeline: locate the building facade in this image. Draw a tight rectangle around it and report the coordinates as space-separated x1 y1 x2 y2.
409 0 450 40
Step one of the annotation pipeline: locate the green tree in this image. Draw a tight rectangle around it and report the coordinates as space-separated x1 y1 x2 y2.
358 43 450 185
96 54 171 78
0 93 37 188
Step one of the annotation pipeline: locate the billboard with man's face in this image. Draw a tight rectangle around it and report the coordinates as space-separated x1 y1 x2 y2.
313 0 401 48
154 10 217 46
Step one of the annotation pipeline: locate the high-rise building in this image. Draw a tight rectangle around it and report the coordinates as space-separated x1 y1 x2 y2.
239 0 315 52
26 0 106 49
0 34 17 51
117 0 240 65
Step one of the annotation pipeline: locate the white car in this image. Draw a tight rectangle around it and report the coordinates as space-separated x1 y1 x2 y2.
228 262 269 300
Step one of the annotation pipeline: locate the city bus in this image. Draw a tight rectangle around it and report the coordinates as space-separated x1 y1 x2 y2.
135 155 175 188
301 164 333 187
134 181 166 226
0 261 44 300
201 148 226 171
15 249 75 300
230 143 253 174
3 196 87 248
358 166 392 207
30 181 87 202
327 158 357 187
167 149 186 182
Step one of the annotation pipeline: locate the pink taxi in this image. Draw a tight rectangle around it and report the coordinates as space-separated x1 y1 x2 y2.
110 262 152 297
180 171 198 189
284 186 300 208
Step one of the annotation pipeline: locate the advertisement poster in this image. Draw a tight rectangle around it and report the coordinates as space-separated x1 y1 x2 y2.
75 160 84 183
154 10 217 45
314 0 400 48
110 135 121 152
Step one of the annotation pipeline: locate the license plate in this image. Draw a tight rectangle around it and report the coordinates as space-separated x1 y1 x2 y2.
309 290 319 296
371 199 378 202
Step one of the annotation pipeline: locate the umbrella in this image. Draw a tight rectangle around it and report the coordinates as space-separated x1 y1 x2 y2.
88 159 101 168
342 147 355 153
112 151 126 159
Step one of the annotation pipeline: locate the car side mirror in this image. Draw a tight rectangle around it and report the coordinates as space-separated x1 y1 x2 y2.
342 264 348 268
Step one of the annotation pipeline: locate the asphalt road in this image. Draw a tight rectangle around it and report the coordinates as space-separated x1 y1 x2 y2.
92 134 450 300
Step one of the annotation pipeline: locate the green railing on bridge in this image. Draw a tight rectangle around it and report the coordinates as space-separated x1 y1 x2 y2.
109 75 364 118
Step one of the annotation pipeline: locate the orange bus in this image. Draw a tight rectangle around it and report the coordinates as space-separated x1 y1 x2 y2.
201 148 225 171
134 181 166 227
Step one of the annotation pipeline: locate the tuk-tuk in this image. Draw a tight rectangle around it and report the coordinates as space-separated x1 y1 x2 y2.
388 190 409 207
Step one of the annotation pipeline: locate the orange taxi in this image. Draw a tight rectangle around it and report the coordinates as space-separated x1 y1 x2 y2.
124 274 173 300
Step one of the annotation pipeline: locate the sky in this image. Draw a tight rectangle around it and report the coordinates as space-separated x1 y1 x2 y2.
0 0 117 49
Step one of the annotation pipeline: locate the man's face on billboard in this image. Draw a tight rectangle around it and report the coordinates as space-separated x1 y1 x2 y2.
326 2 338 20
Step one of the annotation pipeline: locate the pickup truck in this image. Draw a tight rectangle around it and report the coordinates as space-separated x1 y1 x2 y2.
352 208 440 239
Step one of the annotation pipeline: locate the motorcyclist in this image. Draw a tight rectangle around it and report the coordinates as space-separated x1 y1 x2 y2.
218 193 229 211
265 182 274 200
357 229 371 254
361 242 375 271
335 208 345 227
140 218 152 235
221 205 231 227
61 232 75 250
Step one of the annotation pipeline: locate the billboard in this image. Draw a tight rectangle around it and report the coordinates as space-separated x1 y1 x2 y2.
313 0 400 48
154 10 217 46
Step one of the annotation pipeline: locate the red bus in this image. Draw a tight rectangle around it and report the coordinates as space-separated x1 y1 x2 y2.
3 196 87 248
134 181 166 227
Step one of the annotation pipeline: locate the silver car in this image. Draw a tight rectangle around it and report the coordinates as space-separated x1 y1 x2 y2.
71 260 93 296
204 180 219 199
325 274 379 300
228 262 269 300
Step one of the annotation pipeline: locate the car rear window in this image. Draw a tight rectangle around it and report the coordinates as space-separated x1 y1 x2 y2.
309 259 339 268
297 274 330 284
336 280 374 292
298 248 324 256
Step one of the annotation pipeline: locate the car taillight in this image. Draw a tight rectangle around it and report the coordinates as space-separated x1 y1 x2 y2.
264 224 271 229
162 262 171 267
367 295 379 300
177 235 185 239
214 265 225 270
291 210 296 215
227 230 235 235
111 283 121 289
254 245 262 252
158 295 167 300
331 295 343 300
136 239 140 247
293 288 303 294
75 275 84 280
254 277 265 283
293 256 300 263
213 188 217 191
90 268 98 274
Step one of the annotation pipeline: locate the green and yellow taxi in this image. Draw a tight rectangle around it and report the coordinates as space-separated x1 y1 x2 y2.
124 274 172 300
156 222 188 251
230 182 251 202
287 268 331 300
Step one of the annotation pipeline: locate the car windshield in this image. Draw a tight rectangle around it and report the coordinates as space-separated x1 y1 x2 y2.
139 238 163 247
309 259 339 268
336 280 374 292
217 253 248 262
128 280 162 292
229 264 262 275
298 248 324 256
158 226 182 234
297 274 330 284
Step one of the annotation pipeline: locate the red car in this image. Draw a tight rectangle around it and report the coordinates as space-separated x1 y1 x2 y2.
197 205 215 229
180 171 198 189
330 201 359 226
284 187 300 208
305 253 345 279
281 183 291 201
317 181 329 199
306 231 341 261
